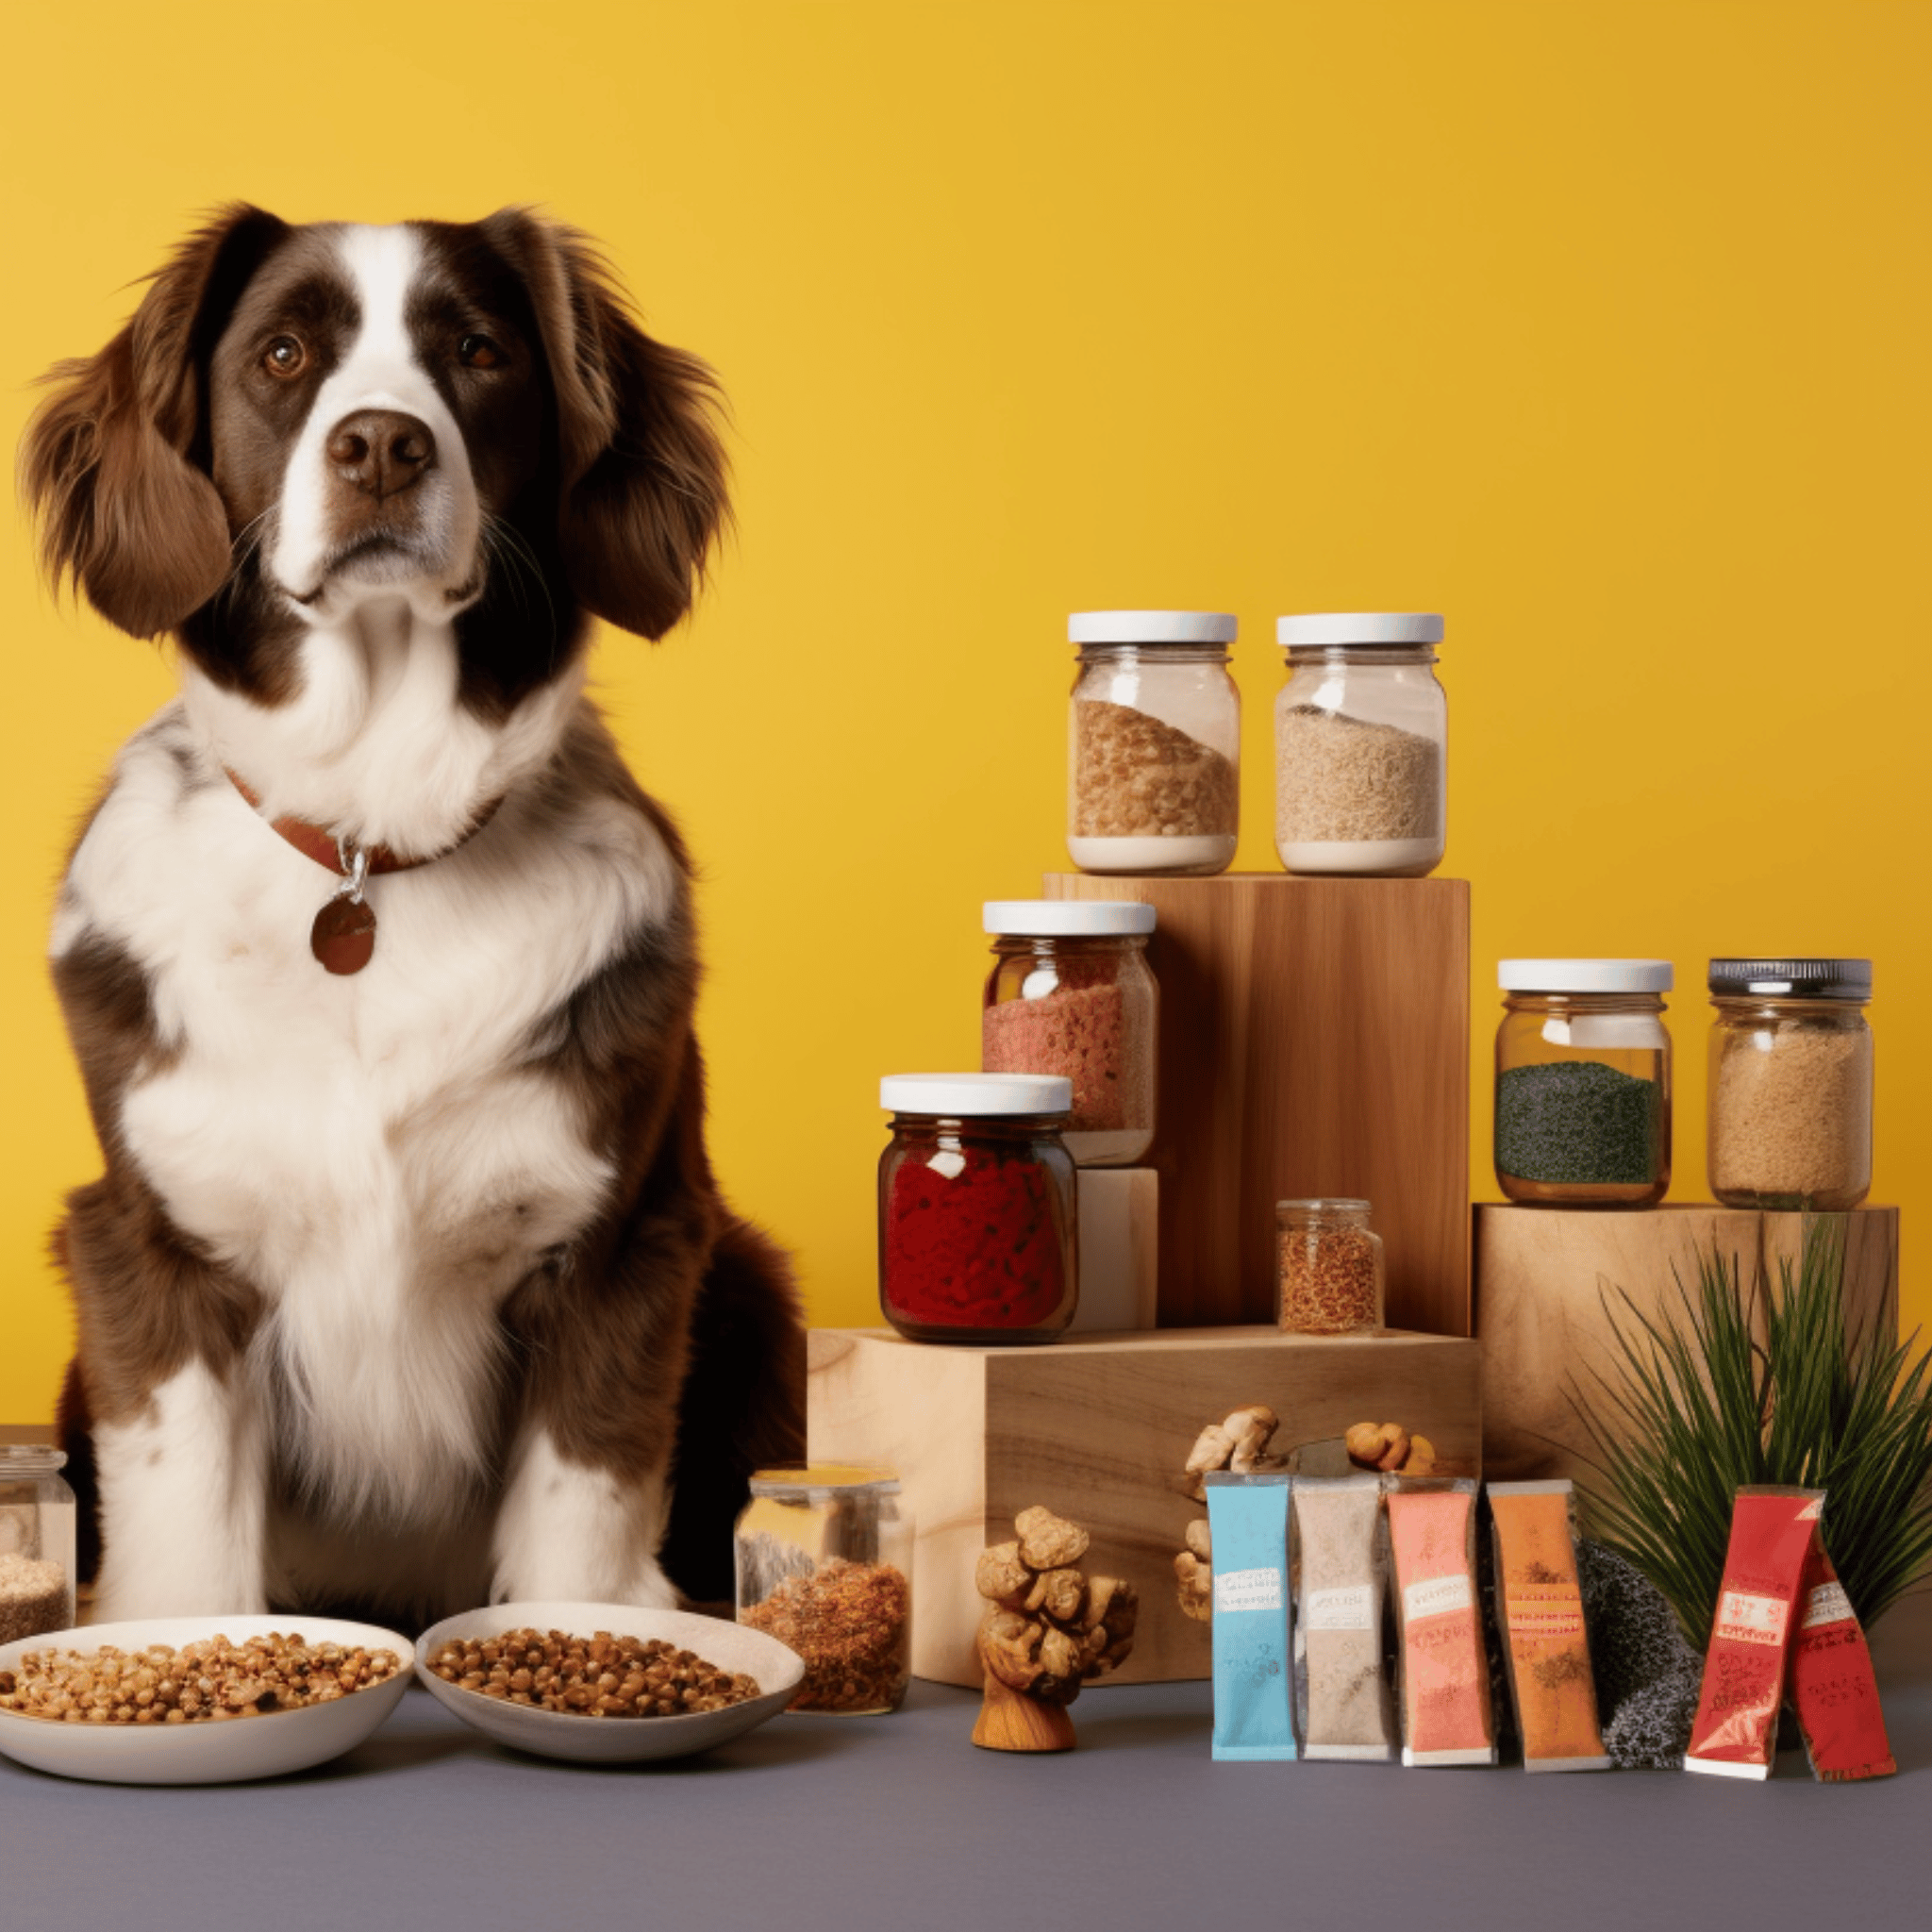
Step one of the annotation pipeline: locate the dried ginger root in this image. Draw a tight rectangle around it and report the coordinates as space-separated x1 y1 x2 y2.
1345 1421 1437 1475
1176 1403 1279 1617
974 1507 1135 1707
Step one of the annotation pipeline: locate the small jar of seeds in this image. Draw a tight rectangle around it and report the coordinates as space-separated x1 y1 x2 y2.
1277 1199 1384 1335
1068 611 1240 876
735 1468 914 1714
1494 959 1673 1208
1274 613 1447 876
0 1447 77 1646
1708 958 1873 1210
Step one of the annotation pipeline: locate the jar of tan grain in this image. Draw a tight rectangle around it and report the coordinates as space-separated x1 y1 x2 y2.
1276 1199 1385 1335
0 1447 76 1646
1708 958 1873 1210
1068 611 1240 876
1274 613 1447 876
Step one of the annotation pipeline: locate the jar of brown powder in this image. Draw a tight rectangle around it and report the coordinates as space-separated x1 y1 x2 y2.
1708 958 1873 1210
1068 611 1239 876
981 900 1158 1165
1274 613 1447 876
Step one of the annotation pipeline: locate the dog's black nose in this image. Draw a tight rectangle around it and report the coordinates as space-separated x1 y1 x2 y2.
327 411 436 498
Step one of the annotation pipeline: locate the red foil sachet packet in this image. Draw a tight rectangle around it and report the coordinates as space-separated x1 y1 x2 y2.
1684 1485 1823 1780
1787 1532 1896 1783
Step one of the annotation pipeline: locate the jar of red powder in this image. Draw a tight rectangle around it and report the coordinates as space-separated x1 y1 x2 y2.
878 1074 1078 1344
981 901 1158 1166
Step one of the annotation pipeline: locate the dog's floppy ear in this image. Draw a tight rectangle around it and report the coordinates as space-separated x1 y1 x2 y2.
482 208 728 641
21 204 288 640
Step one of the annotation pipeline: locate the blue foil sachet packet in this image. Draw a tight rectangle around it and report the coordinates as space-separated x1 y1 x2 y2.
1204 1472 1295 1761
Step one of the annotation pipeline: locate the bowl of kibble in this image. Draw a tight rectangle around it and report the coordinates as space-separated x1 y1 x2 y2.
0 1614 412 1785
415 1601 806 1763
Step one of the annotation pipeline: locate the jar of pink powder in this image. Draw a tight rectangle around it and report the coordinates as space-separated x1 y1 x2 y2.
980 901 1158 1165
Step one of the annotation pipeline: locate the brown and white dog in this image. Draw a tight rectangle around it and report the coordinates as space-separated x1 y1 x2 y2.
21 206 803 1624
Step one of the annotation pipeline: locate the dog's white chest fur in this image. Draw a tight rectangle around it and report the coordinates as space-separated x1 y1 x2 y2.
59 697 675 1519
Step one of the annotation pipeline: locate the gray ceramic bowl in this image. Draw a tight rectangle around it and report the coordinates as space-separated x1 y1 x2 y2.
414 1601 805 1763
0 1613 413 1785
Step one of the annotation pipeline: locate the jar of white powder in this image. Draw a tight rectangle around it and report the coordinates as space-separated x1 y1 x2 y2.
0 1446 76 1645
1274 613 1447 876
1708 958 1873 1210
1068 611 1240 876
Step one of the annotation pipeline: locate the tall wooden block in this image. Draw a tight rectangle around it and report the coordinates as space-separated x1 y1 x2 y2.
1044 872 1471 1335
807 1324 1482 1687
1477 1204 1900 1484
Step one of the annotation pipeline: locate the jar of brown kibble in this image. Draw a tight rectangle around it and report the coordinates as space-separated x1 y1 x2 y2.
1068 611 1240 876
735 1468 913 1714
1708 958 1873 1210
1276 1199 1384 1336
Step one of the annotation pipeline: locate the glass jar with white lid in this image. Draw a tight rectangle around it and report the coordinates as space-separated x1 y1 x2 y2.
1494 959 1673 1207
1274 612 1447 876
1068 610 1240 876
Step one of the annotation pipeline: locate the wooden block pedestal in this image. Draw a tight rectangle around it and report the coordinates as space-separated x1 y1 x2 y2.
1477 1204 1899 1484
807 1324 1480 1687
1044 873 1471 1335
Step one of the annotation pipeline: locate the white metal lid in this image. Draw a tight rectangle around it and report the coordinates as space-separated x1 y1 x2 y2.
1276 612 1445 647
983 899 1157 936
880 1073 1074 1116
1070 609 1238 644
1498 958 1674 992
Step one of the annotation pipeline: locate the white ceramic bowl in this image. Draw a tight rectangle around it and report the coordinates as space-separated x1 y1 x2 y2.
415 1601 805 1763
0 1614 413 1785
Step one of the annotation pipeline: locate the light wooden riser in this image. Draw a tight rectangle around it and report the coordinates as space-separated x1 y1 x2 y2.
1043 872 1471 1335
1476 1205 1899 1486
808 1325 1481 1687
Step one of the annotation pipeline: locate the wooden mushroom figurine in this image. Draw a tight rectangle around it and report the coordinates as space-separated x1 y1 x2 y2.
972 1505 1137 1752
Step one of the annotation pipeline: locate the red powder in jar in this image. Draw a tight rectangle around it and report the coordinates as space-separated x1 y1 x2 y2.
982 960 1128 1132
882 1141 1071 1332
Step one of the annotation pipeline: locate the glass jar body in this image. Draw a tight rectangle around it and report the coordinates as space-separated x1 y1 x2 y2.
1708 997 1872 1209
982 935 1157 1165
1494 993 1672 1206
878 1112 1078 1342
1068 644 1240 876
1276 1200 1385 1335
735 1469 913 1715
1274 645 1447 876
0 1449 77 1643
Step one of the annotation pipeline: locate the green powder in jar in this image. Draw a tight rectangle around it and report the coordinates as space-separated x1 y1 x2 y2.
1494 1059 1660 1186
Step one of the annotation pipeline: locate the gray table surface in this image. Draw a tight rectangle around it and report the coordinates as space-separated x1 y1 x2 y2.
3 1593 1927 1932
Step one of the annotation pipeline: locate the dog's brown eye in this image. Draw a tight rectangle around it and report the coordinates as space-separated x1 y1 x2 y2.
459 335 504 370
263 336 306 377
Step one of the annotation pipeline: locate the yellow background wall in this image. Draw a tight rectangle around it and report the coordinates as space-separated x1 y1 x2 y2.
3 1 1926 1420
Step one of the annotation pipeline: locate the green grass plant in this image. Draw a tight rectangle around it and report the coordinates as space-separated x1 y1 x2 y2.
1572 1217 1932 1645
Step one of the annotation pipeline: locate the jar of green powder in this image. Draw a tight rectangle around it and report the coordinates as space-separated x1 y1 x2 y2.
1494 960 1673 1207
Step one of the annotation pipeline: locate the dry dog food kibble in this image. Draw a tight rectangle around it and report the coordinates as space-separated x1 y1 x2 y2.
0 1552 71 1646
0 1632 401 1724
739 1557 912 1713
426 1628 760 1717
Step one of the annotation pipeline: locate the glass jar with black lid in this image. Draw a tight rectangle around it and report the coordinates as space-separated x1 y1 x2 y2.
1708 958 1873 1210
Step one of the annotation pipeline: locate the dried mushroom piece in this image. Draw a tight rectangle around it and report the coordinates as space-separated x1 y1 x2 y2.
1015 1506 1090 1571
1185 1519 1211 1562
976 1542 1032 1607
1182 1403 1282 1501
981 1611 1046 1691
1174 1550 1213 1622
1345 1420 1433 1474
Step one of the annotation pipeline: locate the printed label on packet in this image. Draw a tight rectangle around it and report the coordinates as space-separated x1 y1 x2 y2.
1215 1566 1284 1615
1716 1590 1790 1647
1404 1574 1474 1624
1507 1585 1583 1639
1802 1581 1855 1630
1305 1585 1373 1631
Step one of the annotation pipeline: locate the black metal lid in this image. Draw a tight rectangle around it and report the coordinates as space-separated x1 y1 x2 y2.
1707 958 1872 1000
